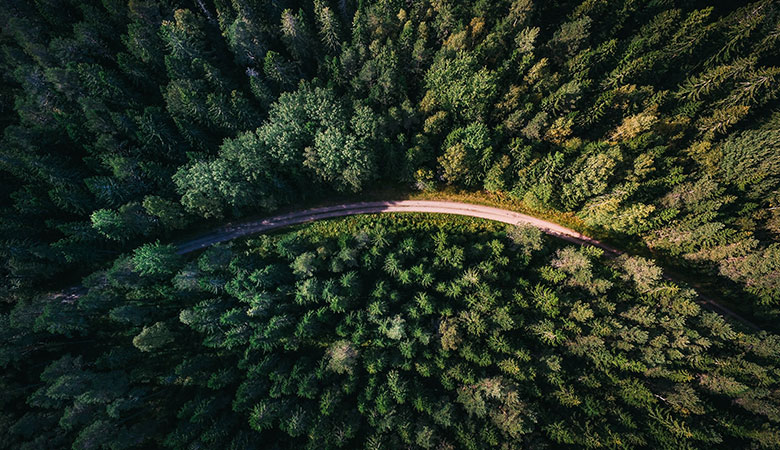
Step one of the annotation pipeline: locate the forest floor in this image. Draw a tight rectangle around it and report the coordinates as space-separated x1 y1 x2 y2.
174 199 759 330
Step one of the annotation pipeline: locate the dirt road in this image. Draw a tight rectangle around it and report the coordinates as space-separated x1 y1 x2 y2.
176 200 620 254
174 200 755 329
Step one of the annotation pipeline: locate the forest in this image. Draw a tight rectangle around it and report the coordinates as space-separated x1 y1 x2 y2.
3 215 780 448
1 0 780 448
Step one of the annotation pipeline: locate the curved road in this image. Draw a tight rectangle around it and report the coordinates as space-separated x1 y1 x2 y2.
175 200 755 329
177 200 619 254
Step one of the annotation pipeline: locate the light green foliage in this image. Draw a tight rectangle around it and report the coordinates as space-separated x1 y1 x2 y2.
90 203 154 241
438 122 492 186
422 52 498 123
579 184 657 234
507 223 543 258
132 321 174 352
291 251 317 277
560 149 620 210
305 103 380 191
315 2 342 52
175 82 381 217
439 315 461 350
90 208 127 241
325 340 358 374
719 128 780 196
619 255 664 294
173 159 252 219
515 27 539 54
720 244 780 305
131 242 182 277
550 16 592 59
280 9 312 61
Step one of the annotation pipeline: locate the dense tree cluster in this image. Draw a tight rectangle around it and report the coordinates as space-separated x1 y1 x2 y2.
2 1 780 447
1 0 780 315
2 215 779 448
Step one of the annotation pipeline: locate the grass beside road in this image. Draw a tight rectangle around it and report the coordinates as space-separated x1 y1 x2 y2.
169 184 775 330
175 184 651 261
406 188 586 230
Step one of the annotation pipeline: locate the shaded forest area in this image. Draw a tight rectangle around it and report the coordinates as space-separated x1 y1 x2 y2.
1 0 780 316
2 215 780 448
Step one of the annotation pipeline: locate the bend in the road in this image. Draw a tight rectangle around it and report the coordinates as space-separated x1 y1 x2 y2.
176 200 619 255
174 200 755 330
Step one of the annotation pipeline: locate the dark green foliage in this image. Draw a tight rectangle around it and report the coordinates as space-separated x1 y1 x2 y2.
4 215 780 448
2 0 780 446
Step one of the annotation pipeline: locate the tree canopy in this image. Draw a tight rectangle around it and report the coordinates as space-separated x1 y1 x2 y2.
2 0 780 447
3 214 779 448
